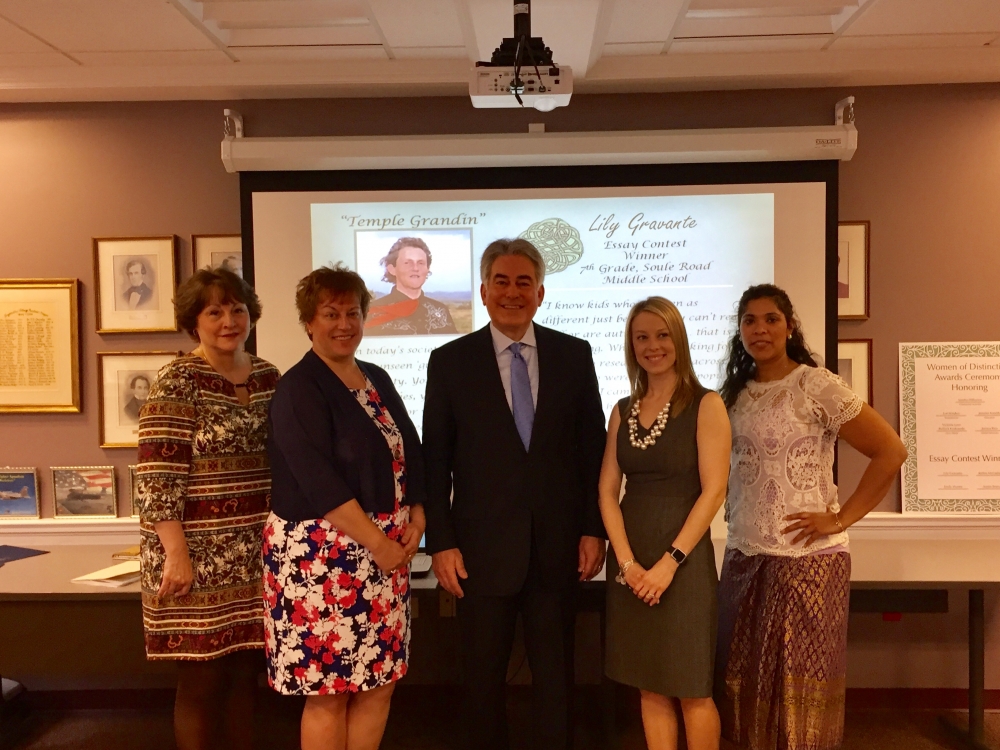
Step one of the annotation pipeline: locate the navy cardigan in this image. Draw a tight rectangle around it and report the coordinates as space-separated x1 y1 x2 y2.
268 350 426 521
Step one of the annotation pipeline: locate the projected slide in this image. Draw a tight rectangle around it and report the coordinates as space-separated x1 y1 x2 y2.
310 192 774 425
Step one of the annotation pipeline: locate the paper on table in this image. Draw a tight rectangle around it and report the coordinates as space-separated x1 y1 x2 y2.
71 560 141 588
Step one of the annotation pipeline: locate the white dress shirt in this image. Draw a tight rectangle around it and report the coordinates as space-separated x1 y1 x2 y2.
490 322 539 411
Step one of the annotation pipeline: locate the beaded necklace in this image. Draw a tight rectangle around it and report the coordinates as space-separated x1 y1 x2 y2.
627 398 671 450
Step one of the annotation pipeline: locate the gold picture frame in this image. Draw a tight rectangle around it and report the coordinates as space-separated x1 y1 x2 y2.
838 221 869 320
838 338 873 406
192 234 243 278
0 467 41 520
0 279 80 413
97 351 180 448
51 466 117 519
128 465 140 518
94 236 179 333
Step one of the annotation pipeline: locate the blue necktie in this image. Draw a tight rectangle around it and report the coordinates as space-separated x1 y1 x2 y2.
509 342 534 451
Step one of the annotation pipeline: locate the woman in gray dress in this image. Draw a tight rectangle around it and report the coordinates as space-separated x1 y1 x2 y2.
598 296 732 750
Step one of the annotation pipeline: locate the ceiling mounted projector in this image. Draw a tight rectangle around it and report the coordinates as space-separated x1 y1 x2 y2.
469 1 572 112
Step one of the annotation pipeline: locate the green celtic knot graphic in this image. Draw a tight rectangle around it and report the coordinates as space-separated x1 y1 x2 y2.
518 218 584 274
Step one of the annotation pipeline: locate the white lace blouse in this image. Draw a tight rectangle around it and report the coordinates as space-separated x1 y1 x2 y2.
726 364 863 558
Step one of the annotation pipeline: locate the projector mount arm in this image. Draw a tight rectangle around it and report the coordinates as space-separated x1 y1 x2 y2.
476 1 556 107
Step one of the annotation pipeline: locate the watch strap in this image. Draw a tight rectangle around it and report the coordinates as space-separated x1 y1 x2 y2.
668 546 687 565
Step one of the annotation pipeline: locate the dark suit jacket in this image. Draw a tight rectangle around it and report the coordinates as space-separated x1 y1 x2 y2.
422 324 606 597
122 283 153 308
268 350 426 521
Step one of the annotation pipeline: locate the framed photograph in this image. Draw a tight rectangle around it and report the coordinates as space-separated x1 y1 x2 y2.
838 221 869 320
128 465 140 518
193 234 243 278
0 468 40 519
0 279 80 413
51 466 117 518
97 351 179 448
838 339 873 406
94 236 178 333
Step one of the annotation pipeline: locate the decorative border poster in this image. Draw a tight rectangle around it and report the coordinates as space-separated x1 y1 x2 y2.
899 342 1000 514
0 279 80 413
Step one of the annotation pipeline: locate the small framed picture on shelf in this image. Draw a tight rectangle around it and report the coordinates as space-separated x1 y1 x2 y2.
0 279 80 413
0 468 40 519
838 221 869 320
838 339 873 406
128 465 140 518
192 234 242 278
94 236 178 333
98 351 179 448
51 466 117 518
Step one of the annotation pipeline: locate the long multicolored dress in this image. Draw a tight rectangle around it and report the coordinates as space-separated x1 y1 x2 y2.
263 378 411 695
137 354 280 660
716 364 862 750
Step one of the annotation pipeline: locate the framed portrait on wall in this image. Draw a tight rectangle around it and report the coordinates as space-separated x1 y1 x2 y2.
128 465 140 518
0 468 40 519
97 351 179 448
193 234 242 278
837 339 873 406
0 279 80 413
838 221 869 320
94 236 178 333
51 466 117 518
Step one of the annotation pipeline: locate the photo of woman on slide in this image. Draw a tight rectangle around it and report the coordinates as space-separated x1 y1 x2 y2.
356 230 473 336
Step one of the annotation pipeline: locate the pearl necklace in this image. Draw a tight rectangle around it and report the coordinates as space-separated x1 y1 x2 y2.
628 399 671 450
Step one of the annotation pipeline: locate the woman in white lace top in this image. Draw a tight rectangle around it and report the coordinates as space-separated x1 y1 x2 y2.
714 284 906 750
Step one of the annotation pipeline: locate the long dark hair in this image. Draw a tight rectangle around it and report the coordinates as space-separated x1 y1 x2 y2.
719 284 818 408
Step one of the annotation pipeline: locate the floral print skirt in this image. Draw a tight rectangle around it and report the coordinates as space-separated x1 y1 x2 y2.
262 506 411 695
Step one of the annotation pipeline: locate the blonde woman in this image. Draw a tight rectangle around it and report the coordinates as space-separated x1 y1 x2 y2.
598 297 731 750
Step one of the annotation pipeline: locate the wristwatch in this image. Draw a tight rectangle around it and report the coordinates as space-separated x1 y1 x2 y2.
668 546 687 565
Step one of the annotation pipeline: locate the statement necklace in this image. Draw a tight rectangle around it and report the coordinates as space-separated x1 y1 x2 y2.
628 398 671 450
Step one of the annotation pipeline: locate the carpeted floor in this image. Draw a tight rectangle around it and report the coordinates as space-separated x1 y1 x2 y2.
4 687 999 749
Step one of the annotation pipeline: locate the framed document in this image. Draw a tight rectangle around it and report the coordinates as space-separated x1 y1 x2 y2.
0 468 40 519
193 234 242 278
838 339 872 406
94 236 178 333
0 279 80 413
899 342 1000 514
51 466 117 518
97 351 179 448
838 221 869 320
128 465 140 518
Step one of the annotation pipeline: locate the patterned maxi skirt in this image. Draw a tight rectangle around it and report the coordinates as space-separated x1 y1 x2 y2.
262 505 411 695
715 548 851 750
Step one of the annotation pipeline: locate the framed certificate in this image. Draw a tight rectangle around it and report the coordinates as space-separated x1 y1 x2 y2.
94 236 179 333
0 279 80 413
899 342 1000 514
97 351 179 448
838 221 869 320
193 234 242 278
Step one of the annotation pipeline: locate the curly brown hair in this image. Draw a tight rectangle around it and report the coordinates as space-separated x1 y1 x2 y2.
295 264 373 339
380 237 431 284
174 268 262 340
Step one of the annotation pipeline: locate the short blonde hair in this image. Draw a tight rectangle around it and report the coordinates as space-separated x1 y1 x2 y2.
624 296 702 416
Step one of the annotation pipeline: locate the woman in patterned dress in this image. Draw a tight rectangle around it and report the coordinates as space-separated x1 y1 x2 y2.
138 268 280 750
264 264 426 750
715 284 906 750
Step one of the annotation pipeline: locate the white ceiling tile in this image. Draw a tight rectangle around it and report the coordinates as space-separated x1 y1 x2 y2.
227 25 380 46
605 0 686 44
602 42 665 56
466 0 515 61
843 0 1000 36
689 0 852 9
830 33 997 50
0 51 76 66
229 44 386 61
203 0 368 29
0 15 54 53
392 46 468 59
676 15 834 37
0 0 219 51
531 0 601 74
669 34 830 52
73 50 235 66
367 0 463 48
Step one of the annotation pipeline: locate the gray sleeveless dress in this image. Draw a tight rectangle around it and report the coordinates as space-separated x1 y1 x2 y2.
605 387 718 698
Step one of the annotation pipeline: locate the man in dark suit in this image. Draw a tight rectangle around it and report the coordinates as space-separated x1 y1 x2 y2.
423 238 607 750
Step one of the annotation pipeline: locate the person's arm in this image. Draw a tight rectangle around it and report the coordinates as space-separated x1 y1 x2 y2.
137 366 197 598
782 403 907 545
422 351 467 596
270 378 407 571
634 393 731 606
576 341 609 580
598 405 645 590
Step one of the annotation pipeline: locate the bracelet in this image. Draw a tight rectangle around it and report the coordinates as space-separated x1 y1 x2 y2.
834 512 845 534
619 558 636 574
